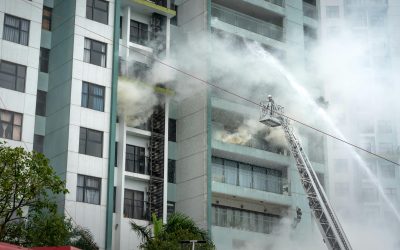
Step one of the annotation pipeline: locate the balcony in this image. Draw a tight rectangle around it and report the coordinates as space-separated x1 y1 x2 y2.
212 163 289 195
127 0 176 18
212 205 280 235
303 2 318 20
123 199 150 220
211 4 284 42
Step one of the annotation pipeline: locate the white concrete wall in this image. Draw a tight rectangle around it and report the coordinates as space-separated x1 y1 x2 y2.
0 0 43 150
63 0 115 249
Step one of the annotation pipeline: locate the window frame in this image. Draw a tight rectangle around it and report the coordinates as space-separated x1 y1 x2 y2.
124 189 146 219
86 0 109 25
40 48 50 73
84 38 107 67
77 174 101 205
79 127 104 158
125 144 146 174
81 82 105 112
35 90 47 116
42 6 52 31
33 134 44 153
168 118 176 142
0 109 23 141
168 159 176 183
129 19 149 45
3 14 30 46
0 60 27 92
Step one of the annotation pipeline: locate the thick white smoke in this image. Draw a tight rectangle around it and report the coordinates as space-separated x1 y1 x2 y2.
117 79 158 127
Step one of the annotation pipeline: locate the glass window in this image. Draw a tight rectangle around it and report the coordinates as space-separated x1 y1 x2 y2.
130 20 148 45
77 174 101 205
36 90 47 116
334 159 348 174
124 189 145 219
253 166 267 191
40 48 50 73
238 163 252 188
168 159 176 183
0 60 26 92
334 182 349 196
84 38 107 67
224 159 238 186
380 164 396 179
42 7 52 31
33 134 44 153
326 6 339 18
79 127 103 157
125 144 145 174
212 205 280 234
3 14 30 46
86 0 109 25
0 109 22 141
81 82 105 111
168 119 176 142
167 201 175 218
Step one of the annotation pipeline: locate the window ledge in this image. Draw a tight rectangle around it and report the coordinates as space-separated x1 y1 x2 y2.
125 171 150 181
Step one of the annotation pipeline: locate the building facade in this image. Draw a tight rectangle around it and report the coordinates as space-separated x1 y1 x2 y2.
320 0 400 241
0 0 329 249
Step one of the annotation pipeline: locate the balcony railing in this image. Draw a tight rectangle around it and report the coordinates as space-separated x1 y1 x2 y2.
211 4 284 42
124 199 150 220
303 2 318 19
212 205 280 234
212 163 289 195
265 0 284 7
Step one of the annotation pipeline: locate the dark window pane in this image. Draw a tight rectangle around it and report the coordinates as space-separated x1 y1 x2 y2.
168 159 176 183
84 38 107 67
0 60 26 92
126 144 146 174
124 189 146 219
33 134 44 153
77 174 101 205
40 48 50 73
35 90 47 116
168 119 176 142
3 14 30 46
79 127 103 157
81 82 105 111
86 0 109 25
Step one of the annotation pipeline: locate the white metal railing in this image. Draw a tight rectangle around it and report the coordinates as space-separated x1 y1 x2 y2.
211 4 284 42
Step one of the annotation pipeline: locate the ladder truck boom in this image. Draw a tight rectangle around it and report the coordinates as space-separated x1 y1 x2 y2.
260 95 352 250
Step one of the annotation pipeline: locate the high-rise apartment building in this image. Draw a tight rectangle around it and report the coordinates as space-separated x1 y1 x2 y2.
0 0 327 249
320 0 400 238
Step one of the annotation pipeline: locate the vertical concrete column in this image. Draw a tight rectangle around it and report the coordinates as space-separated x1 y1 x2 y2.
115 118 127 250
163 100 170 223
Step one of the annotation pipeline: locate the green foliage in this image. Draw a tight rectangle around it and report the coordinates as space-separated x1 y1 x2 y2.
0 143 68 240
68 226 99 250
3 210 99 249
4 210 73 247
131 213 215 250
0 143 98 250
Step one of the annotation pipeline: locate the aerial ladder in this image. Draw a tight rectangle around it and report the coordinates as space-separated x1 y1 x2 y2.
259 95 352 250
